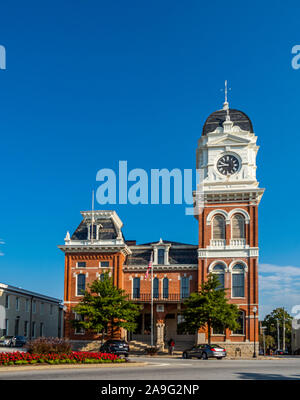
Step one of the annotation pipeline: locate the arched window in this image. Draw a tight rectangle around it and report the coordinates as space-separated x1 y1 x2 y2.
233 310 245 334
153 278 159 298
77 274 86 296
133 277 140 299
232 264 245 297
232 214 245 239
163 278 169 299
212 215 226 239
212 264 225 289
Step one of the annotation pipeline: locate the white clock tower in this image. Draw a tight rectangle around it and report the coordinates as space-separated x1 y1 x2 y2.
195 84 264 355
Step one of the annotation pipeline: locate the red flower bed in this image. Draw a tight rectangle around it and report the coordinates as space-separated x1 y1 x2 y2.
0 351 120 365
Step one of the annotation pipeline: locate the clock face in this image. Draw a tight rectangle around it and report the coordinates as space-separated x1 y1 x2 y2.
217 155 239 175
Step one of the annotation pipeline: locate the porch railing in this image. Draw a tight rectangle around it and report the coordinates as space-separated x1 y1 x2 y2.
126 293 189 302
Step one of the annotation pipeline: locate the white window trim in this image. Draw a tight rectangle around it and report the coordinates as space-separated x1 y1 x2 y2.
76 273 86 297
76 261 87 268
99 261 111 268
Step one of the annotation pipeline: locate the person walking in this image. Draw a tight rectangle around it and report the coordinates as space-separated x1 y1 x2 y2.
168 338 175 355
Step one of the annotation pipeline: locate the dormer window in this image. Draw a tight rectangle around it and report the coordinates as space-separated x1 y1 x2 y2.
157 249 165 265
89 224 98 240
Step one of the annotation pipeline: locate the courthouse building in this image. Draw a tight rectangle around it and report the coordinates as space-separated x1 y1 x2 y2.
59 96 264 355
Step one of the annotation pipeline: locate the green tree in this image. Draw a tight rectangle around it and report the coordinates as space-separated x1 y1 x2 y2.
182 274 240 344
262 307 292 350
71 272 141 340
259 333 275 352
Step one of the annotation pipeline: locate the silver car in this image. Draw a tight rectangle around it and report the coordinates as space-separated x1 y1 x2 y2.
182 344 226 360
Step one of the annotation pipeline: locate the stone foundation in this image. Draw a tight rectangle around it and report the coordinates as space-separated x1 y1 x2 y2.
69 340 103 352
213 342 259 357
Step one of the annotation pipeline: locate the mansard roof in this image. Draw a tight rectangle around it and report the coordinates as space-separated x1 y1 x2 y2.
71 218 119 240
202 108 253 136
124 242 198 266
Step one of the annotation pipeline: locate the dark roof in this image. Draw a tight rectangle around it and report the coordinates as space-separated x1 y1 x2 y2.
138 240 195 246
71 219 118 240
124 246 198 266
202 109 253 136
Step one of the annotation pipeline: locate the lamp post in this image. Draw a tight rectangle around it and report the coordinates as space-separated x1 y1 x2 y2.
253 306 257 358
261 326 266 356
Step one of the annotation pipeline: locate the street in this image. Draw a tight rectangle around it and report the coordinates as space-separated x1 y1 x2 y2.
0 356 299 380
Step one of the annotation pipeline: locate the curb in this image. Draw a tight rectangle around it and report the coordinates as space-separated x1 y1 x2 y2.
0 362 148 373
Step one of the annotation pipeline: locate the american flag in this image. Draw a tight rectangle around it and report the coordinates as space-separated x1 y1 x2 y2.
145 251 153 279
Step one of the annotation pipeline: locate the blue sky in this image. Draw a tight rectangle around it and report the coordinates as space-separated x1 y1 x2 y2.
0 0 299 318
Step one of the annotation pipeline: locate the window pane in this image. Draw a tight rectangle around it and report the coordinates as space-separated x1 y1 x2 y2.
77 262 86 268
181 277 189 298
213 216 225 239
153 278 159 298
232 273 244 297
163 278 169 298
216 273 224 289
77 274 86 295
213 265 225 289
232 214 245 239
100 261 109 268
90 224 97 239
158 249 164 264
133 278 140 298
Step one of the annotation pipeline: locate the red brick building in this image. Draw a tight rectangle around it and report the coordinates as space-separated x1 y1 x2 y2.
59 99 264 355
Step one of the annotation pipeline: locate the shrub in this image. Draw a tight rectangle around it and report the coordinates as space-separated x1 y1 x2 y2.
26 337 72 355
145 347 159 355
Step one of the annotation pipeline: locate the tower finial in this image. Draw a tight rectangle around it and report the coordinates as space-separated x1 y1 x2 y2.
222 80 231 112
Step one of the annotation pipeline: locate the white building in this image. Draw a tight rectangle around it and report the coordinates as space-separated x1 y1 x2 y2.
0 283 63 340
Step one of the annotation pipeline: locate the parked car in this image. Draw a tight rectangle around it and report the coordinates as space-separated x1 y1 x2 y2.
182 344 226 360
274 349 284 355
100 339 129 358
0 336 13 347
1 336 26 348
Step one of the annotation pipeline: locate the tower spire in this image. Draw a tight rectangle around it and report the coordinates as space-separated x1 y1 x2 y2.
222 80 231 113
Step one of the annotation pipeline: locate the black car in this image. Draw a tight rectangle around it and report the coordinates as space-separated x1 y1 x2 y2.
9 336 27 347
182 344 226 360
100 340 129 358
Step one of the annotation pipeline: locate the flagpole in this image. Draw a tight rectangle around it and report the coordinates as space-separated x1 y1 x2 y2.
91 190 94 244
151 254 154 347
